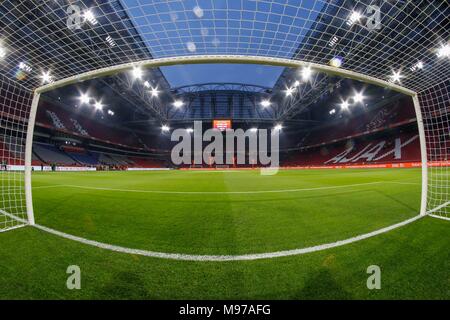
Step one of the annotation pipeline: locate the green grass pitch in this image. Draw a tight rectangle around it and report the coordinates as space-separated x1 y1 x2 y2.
0 168 449 299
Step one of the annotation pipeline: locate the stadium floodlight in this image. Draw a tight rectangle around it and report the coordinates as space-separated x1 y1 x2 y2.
105 35 116 47
84 9 98 25
390 70 402 83
0 44 6 59
273 124 283 131
340 100 350 110
294 80 300 87
132 66 143 79
186 128 194 133
436 44 450 58
150 87 159 97
285 87 295 96
329 108 336 115
40 70 53 84
261 99 271 107
301 66 312 81
411 61 424 72
346 11 362 26
143 81 151 88
107 110 114 116
94 101 103 110
173 100 184 108
79 93 91 105
19 62 32 72
352 92 365 103
161 125 170 132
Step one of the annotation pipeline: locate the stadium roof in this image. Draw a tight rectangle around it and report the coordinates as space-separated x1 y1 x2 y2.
0 0 448 121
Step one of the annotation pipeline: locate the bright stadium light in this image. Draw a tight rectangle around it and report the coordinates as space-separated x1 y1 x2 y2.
285 87 295 97
340 100 350 110
390 70 402 83
84 9 98 25
347 11 362 26
436 44 450 58
301 66 312 81
329 108 336 115
105 35 116 47
150 87 159 97
132 66 143 79
294 80 300 87
161 125 170 132
410 61 424 72
40 70 53 84
107 110 114 116
0 45 6 59
260 99 271 107
273 124 283 131
353 91 365 104
143 81 151 88
79 93 91 105
173 100 184 108
94 101 103 110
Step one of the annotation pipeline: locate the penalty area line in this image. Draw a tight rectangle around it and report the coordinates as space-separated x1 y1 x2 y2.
32 215 423 262
32 181 385 195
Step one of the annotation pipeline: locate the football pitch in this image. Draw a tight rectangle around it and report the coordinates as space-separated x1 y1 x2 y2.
0 168 449 299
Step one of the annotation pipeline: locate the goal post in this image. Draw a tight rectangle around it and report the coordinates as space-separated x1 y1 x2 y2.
24 92 40 225
0 56 447 233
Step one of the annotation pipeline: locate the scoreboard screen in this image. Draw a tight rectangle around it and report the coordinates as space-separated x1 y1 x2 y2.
213 120 232 131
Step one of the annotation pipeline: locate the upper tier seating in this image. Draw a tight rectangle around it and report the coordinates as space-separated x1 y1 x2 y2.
46 110 66 130
298 98 417 148
283 132 420 166
36 101 145 149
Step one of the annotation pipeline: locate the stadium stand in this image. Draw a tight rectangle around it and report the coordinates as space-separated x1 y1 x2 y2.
36 101 146 149
299 98 416 148
33 143 77 166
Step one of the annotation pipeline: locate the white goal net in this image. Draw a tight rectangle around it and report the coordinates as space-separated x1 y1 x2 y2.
419 80 450 219
0 0 448 230
0 75 31 231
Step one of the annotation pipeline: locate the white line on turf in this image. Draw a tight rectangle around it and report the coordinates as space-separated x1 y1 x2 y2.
32 180 420 194
32 215 423 261
33 181 384 194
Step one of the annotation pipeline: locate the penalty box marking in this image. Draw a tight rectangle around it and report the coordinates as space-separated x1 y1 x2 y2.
32 180 419 194
33 181 384 194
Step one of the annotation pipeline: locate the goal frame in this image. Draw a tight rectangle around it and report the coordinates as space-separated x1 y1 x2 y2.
24 55 428 226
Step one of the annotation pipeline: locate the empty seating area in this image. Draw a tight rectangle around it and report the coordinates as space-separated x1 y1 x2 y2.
33 144 77 166
36 101 148 149
298 98 417 148
283 131 421 167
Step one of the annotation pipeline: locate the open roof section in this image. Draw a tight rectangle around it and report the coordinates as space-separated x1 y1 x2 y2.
120 0 323 88
160 63 284 88
121 0 324 59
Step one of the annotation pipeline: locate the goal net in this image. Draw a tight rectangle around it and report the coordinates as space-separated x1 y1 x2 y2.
419 80 450 220
0 0 448 232
0 75 31 231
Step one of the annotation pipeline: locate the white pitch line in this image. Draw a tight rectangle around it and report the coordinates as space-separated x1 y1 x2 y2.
32 215 423 261
33 185 66 189
32 181 384 195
